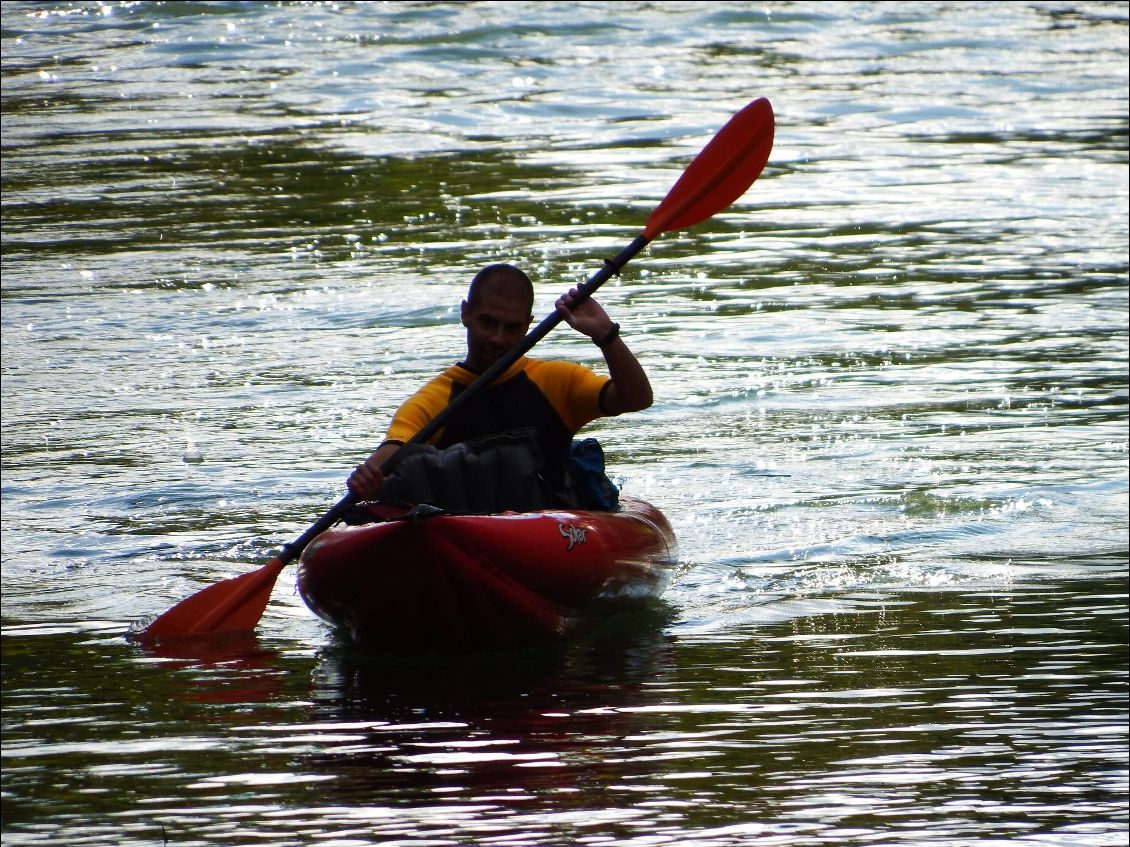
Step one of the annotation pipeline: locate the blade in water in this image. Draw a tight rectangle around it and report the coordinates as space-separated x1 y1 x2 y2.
137 558 286 641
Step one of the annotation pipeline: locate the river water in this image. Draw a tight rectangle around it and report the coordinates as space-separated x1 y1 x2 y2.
2 2 1127 845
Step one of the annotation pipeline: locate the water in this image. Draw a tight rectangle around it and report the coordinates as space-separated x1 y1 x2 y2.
2 1 1127 845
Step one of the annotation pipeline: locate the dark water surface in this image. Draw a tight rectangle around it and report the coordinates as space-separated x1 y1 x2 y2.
2 2 1127 845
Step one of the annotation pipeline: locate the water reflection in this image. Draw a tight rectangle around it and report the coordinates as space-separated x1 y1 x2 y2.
131 631 288 705
282 581 1127 845
3 577 1125 846
309 601 679 720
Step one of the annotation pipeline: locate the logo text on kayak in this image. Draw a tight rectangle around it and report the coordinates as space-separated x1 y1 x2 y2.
558 522 587 551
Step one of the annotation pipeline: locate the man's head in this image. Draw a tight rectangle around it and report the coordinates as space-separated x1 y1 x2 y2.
460 264 535 373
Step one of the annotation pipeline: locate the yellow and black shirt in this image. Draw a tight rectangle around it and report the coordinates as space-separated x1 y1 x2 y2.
384 356 611 489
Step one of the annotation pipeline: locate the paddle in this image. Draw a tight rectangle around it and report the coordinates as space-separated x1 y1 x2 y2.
136 96 775 641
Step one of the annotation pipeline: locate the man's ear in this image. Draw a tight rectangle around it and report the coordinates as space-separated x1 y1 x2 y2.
460 300 470 327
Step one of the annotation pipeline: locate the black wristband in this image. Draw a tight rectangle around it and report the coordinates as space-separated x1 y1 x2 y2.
595 322 621 347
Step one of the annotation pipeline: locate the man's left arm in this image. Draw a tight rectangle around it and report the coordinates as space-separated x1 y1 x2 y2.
556 289 653 415
595 328 652 414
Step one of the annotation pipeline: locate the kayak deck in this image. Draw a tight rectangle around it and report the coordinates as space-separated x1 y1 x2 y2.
296 496 677 652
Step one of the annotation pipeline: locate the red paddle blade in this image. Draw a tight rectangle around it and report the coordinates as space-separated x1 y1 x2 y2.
137 557 286 640
643 97 774 240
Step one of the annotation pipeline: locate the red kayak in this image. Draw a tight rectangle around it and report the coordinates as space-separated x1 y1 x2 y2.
296 496 677 652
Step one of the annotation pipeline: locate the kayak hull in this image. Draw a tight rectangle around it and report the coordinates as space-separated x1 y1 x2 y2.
296 497 677 652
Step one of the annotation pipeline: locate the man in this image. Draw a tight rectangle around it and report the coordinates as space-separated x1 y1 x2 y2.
347 263 652 507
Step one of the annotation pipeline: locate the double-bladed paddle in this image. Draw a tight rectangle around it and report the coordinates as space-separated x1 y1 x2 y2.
137 96 775 641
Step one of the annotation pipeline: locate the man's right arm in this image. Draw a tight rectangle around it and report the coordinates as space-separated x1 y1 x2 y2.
347 440 403 501
348 372 454 501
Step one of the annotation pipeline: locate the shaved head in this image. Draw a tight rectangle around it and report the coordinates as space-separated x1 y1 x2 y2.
466 264 534 314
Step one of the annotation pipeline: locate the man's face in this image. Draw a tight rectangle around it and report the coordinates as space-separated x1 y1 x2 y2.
460 287 533 372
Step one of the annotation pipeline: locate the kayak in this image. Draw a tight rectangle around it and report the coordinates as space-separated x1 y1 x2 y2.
296 496 678 652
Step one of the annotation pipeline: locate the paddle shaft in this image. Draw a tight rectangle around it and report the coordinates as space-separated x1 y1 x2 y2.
275 233 652 567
